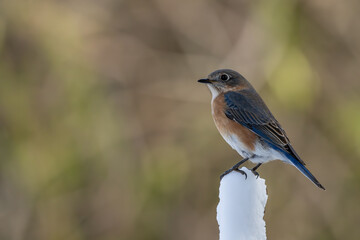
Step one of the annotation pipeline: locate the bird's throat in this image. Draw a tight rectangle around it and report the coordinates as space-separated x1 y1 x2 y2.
207 84 221 102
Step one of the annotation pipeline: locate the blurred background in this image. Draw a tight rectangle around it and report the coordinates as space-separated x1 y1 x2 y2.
0 0 359 239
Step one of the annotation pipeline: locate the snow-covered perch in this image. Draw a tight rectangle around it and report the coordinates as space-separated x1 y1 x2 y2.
217 167 268 240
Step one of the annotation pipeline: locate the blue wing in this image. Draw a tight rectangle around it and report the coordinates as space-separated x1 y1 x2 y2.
224 90 298 160
224 90 325 189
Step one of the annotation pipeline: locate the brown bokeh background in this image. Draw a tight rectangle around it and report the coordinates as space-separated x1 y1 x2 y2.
1 0 360 239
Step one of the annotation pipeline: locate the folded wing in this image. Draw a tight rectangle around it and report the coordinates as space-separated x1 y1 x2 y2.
224 90 305 165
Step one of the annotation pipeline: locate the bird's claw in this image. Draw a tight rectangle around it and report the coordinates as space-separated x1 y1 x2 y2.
220 169 232 180
220 158 250 180
251 170 259 179
220 167 247 180
235 169 247 179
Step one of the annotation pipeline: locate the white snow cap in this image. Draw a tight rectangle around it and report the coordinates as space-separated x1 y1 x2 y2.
217 167 268 240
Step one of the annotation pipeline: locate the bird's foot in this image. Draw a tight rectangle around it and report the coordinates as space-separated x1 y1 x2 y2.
251 170 259 179
220 157 250 180
251 163 262 179
220 167 247 180
234 169 247 179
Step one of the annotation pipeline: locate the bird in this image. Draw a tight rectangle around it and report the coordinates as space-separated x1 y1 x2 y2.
198 69 325 190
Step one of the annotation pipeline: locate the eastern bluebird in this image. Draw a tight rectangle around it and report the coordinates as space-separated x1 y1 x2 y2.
198 69 325 190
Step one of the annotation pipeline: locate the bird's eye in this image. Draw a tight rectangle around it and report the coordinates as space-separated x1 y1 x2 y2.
220 74 230 81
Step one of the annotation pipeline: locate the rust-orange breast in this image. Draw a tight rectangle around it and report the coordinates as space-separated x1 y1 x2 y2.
212 93 257 151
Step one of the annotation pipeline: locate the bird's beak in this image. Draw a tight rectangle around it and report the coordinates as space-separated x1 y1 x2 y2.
198 78 214 84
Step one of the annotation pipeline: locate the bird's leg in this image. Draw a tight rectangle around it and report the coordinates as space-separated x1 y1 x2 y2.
220 157 249 180
251 163 262 178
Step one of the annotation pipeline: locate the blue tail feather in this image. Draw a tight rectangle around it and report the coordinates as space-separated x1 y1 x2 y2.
284 152 325 190
249 127 325 190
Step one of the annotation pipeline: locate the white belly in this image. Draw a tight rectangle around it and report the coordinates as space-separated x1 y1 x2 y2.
221 133 289 164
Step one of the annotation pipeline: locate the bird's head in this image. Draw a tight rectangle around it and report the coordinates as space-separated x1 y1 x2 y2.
198 69 251 96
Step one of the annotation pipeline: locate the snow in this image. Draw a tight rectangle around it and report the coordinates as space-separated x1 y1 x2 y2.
217 167 268 240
